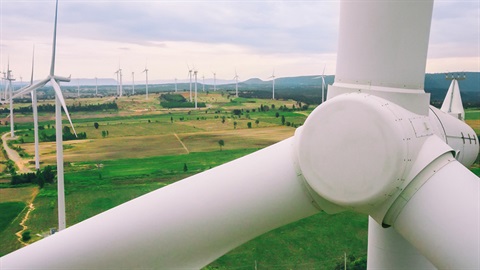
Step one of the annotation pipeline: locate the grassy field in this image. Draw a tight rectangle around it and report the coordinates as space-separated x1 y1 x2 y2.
0 93 478 267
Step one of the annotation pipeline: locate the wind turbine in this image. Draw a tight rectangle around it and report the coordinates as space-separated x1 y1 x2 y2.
212 71 217 91
6 60 15 137
202 75 205 92
117 68 123 97
76 79 80 98
2 1 479 270
142 66 149 99
114 69 119 96
131 72 135 95
174 78 177 93
233 70 239 98
269 69 275 100
187 65 193 102
194 69 198 109
7 0 76 232
313 64 327 103
9 46 41 170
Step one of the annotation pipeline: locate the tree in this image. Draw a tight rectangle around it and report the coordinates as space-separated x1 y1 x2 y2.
281 115 286 125
275 112 280 118
221 116 226 124
170 116 173 123
233 121 237 129
247 122 252 128
94 122 99 129
218 139 225 151
102 131 107 138
255 119 260 127
183 163 188 172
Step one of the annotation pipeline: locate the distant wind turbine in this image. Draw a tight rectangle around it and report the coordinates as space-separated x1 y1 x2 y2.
313 64 327 103
95 77 98 96
202 75 205 92
233 70 239 98
194 69 198 109
269 69 275 100
6 60 16 137
114 69 120 96
132 72 135 95
187 65 193 102
175 78 178 93
212 72 217 91
142 66 149 99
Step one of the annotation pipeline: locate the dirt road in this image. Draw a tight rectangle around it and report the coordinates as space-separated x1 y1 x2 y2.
2 133 33 174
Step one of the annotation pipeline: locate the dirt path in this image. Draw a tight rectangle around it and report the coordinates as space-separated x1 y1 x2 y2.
15 188 39 246
174 133 190 154
2 133 33 174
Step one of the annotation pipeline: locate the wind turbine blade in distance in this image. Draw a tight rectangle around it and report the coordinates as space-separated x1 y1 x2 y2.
11 78 49 99
0 138 319 269
50 78 77 136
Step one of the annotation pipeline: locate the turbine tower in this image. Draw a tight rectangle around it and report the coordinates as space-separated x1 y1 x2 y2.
194 69 198 109
269 69 275 100
2 1 479 269
114 69 119 96
202 75 205 92
6 61 15 137
142 66 149 99
118 68 123 97
174 78 177 92
76 79 80 98
212 72 217 91
131 72 135 95
233 70 239 98
187 66 193 102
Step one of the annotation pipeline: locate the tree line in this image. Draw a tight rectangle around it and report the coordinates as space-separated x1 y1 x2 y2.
10 166 56 188
0 102 118 114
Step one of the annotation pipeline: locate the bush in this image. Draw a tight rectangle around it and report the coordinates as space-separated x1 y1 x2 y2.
22 231 31 242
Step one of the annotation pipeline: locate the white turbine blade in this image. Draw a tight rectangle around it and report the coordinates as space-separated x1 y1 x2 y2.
50 78 77 136
52 75 71 83
0 138 319 269
30 45 35 84
12 78 49 99
392 154 480 269
49 0 59 76
367 217 435 269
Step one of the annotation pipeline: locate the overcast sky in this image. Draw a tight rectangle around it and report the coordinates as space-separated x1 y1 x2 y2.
0 0 478 83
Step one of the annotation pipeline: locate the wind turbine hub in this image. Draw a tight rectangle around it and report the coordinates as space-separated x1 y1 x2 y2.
295 93 422 215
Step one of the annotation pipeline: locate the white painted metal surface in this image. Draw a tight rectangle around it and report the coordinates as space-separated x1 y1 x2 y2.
367 217 436 270
394 154 480 269
441 79 465 120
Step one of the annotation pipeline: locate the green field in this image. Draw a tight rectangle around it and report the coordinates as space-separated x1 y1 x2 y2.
0 202 26 256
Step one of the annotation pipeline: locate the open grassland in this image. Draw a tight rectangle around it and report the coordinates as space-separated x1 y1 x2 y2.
207 212 368 270
465 109 480 133
0 202 26 256
0 187 38 256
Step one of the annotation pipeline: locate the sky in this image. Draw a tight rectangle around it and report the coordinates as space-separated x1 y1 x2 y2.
0 0 478 84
